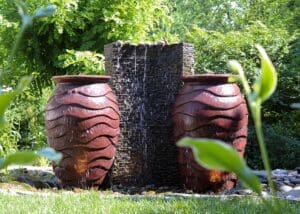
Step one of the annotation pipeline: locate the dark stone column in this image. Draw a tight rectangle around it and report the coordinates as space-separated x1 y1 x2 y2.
104 42 194 187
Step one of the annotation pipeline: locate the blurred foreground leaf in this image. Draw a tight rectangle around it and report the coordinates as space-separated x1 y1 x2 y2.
37 147 62 162
0 76 32 126
255 45 277 103
177 137 261 194
0 147 62 169
34 5 56 18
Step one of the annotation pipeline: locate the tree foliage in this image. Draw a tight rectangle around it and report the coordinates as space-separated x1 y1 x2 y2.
0 0 173 81
171 0 299 33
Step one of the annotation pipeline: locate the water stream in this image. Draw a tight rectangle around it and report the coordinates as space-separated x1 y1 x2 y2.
139 46 148 179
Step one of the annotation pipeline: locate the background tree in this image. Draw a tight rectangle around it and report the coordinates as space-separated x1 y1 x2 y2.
170 0 299 169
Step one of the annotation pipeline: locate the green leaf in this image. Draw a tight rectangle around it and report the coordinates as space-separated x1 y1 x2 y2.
228 76 239 83
177 137 262 194
0 93 14 126
15 76 32 94
228 60 251 95
21 15 33 29
37 147 62 164
0 151 39 169
34 5 56 18
0 157 4 168
14 0 28 17
0 76 32 127
0 148 62 169
228 60 244 79
256 45 277 103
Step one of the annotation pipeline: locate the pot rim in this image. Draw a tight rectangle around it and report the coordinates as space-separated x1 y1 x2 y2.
52 75 111 84
182 74 237 83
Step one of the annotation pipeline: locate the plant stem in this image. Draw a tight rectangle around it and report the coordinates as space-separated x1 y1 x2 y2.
9 26 26 63
251 102 276 197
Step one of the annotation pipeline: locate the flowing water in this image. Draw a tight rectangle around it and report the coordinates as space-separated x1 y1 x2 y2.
138 46 148 180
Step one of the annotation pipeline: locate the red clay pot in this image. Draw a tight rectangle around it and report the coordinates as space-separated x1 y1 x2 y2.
45 75 120 188
172 74 248 192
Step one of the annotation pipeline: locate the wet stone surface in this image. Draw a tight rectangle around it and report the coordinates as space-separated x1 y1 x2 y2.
0 166 299 201
105 42 194 187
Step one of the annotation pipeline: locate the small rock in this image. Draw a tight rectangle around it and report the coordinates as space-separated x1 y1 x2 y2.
261 183 268 190
185 190 193 194
145 191 156 195
283 179 293 186
287 175 297 179
284 188 300 201
262 191 270 197
260 178 268 184
279 185 293 193
294 186 300 190
272 169 289 176
274 174 288 179
235 189 253 195
295 167 300 174
290 178 300 185
145 184 155 189
288 171 298 176
254 170 267 177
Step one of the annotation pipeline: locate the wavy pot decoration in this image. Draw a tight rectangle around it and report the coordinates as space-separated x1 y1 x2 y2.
173 74 248 192
45 75 120 188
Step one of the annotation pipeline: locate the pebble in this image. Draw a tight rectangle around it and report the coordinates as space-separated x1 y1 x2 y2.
254 167 300 201
261 191 270 197
284 188 300 200
279 185 293 193
235 189 253 195
1 166 299 201
7 166 60 189
272 169 289 175
254 170 267 177
290 178 300 185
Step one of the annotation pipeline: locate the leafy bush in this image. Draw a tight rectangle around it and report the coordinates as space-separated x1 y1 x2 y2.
246 122 300 170
57 50 105 75
185 22 291 78
0 85 53 156
0 0 174 80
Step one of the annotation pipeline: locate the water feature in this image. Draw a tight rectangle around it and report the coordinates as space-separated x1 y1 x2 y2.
104 42 194 187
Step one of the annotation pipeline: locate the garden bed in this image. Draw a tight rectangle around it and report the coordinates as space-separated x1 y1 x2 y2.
0 166 299 199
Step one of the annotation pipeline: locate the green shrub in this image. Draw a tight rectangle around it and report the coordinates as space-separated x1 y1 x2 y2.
246 121 300 170
56 50 105 75
0 0 174 80
185 22 291 78
0 86 53 156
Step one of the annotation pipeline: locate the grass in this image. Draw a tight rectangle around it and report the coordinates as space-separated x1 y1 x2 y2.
0 192 299 214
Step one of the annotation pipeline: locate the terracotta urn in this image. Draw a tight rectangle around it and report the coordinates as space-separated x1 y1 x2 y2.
45 75 120 188
172 74 248 192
